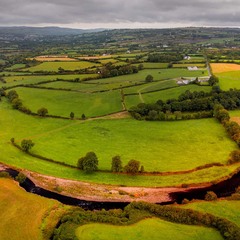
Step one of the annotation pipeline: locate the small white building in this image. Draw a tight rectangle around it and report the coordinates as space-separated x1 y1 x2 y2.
188 66 198 71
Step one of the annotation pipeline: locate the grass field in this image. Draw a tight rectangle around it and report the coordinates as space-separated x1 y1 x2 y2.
124 85 211 106
133 63 169 69
14 87 123 117
172 64 206 68
2 73 98 83
214 70 240 90
124 79 177 95
0 178 65 240
90 69 209 84
75 218 223 240
211 63 240 74
182 200 240 227
22 61 101 72
6 64 26 70
0 100 239 187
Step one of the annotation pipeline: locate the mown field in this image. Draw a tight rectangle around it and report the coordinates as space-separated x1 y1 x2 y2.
215 71 240 90
0 178 66 240
182 200 240 227
22 61 101 72
1 100 239 187
13 87 123 118
75 218 223 240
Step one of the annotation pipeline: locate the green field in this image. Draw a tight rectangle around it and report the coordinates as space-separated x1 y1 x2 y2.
133 63 169 69
22 61 101 72
183 200 240 227
76 218 223 240
14 87 123 117
124 79 177 94
1 100 239 187
124 85 211 107
6 64 26 70
172 64 206 68
0 178 65 240
89 69 209 84
216 70 240 90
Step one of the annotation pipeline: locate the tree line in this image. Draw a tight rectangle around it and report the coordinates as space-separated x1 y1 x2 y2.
129 87 240 121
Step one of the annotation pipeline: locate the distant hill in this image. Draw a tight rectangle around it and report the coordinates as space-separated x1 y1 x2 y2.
0 26 105 36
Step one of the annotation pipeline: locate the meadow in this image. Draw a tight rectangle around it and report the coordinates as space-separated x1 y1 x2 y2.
14 87 123 117
1 100 239 187
0 178 66 240
182 200 240 227
125 85 211 107
215 71 240 90
22 61 101 72
75 218 223 240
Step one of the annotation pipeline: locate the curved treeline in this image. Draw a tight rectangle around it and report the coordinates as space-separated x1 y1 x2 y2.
129 87 240 121
52 201 240 240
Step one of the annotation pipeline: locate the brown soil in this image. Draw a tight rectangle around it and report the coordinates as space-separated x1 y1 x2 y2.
23 170 208 203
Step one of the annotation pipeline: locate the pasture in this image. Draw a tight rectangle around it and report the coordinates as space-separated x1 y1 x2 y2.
183 200 240 227
75 218 223 240
214 71 240 90
22 61 101 72
0 100 239 187
14 87 123 117
0 178 64 240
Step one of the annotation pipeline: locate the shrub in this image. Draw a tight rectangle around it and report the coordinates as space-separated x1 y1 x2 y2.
21 139 35 152
111 156 122 172
15 172 26 184
77 152 98 173
205 191 218 201
124 160 140 174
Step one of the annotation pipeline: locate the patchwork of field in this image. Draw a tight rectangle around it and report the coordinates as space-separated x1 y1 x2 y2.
0 178 64 240
75 218 223 240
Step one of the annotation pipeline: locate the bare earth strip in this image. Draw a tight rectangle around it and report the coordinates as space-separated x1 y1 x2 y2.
24 170 209 203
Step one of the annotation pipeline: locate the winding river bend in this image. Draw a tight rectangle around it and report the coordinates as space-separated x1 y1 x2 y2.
2 167 240 210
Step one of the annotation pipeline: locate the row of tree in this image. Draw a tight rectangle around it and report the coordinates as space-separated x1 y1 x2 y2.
77 152 144 174
129 88 240 121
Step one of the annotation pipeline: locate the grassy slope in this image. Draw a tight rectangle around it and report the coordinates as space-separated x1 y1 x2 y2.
182 200 240 227
75 218 223 240
0 178 63 240
30 118 237 172
1 100 239 187
15 87 123 117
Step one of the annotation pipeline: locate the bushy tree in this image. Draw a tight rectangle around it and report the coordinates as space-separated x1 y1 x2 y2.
77 152 98 173
111 155 122 172
145 74 153 82
21 139 34 152
124 159 140 174
37 107 48 117
205 191 217 201
70 112 74 119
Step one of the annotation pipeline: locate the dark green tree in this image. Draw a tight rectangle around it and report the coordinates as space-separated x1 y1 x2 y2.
37 107 48 117
21 139 34 152
124 159 140 174
77 152 98 173
145 74 153 83
70 112 75 119
82 113 86 120
208 75 219 86
111 155 122 172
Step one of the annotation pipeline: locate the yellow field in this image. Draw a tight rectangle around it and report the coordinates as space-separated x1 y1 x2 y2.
0 178 66 240
30 55 76 61
211 63 240 74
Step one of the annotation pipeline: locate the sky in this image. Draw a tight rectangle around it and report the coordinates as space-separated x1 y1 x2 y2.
0 0 240 29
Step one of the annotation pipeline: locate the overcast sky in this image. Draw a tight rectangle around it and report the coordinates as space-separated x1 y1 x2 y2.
0 0 240 29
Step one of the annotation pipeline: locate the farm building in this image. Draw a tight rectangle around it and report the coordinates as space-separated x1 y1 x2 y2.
188 66 199 71
197 76 210 83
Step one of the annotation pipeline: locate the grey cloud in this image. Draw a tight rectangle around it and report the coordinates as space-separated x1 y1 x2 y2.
0 0 240 27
